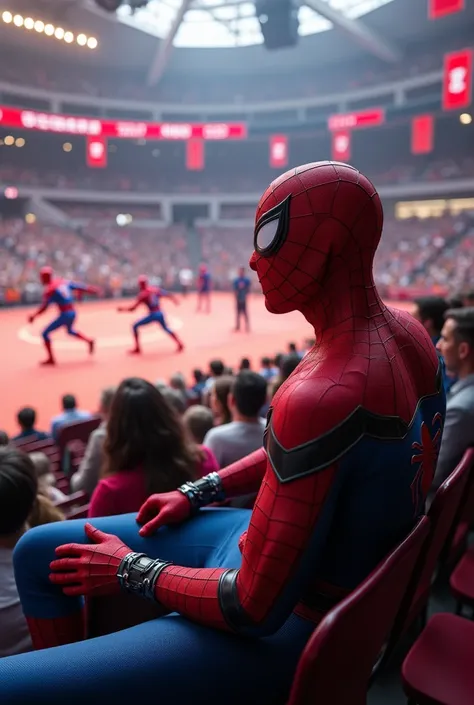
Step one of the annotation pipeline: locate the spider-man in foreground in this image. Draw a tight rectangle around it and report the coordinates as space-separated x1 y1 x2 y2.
1 163 445 704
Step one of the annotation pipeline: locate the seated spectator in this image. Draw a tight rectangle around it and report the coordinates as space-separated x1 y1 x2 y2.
156 384 187 416
88 377 217 518
239 358 251 371
183 405 214 445
202 359 225 403
259 356 279 382
29 452 67 504
270 353 301 398
70 386 116 496
203 371 267 469
0 430 8 446
51 394 91 441
12 407 49 442
0 447 35 657
190 369 206 401
463 290 474 307
431 308 474 496
288 342 303 359
169 373 189 407
28 494 65 528
210 376 234 426
447 295 464 310
412 296 454 393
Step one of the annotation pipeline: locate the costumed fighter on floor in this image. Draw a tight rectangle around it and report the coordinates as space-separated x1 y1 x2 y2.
117 275 184 354
2 163 445 705
233 265 251 332
196 263 211 313
27 267 100 366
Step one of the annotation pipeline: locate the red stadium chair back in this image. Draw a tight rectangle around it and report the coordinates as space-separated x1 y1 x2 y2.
406 448 473 625
442 447 474 571
12 436 61 474
66 504 90 520
56 415 101 474
286 515 430 705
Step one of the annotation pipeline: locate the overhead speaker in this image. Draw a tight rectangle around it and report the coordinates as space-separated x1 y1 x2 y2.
255 0 299 50
94 0 123 12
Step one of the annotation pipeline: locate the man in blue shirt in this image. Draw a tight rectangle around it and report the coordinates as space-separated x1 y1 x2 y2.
51 394 91 441
233 266 251 332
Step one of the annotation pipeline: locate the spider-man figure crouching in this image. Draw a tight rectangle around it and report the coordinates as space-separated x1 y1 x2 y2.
0 163 445 704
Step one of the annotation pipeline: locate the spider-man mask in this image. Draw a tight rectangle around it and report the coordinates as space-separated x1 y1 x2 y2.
249 161 383 315
40 266 53 285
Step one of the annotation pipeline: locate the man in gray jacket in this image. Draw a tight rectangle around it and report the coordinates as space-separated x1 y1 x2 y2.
432 307 474 494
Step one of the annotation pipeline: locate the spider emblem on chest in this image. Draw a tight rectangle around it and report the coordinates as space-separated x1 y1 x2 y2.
410 412 443 506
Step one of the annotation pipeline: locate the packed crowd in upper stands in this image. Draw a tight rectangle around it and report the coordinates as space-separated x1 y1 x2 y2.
2 155 474 195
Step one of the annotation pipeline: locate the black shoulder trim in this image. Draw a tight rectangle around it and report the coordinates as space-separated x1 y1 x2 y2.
267 364 443 484
218 569 255 632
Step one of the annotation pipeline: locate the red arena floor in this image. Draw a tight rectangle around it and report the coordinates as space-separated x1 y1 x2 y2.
0 293 411 436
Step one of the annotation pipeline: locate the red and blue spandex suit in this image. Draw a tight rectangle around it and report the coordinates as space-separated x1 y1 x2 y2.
39 279 93 342
1 163 445 704
132 285 174 334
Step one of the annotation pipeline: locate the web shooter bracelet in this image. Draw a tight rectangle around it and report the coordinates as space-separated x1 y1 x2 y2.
117 552 172 601
177 472 225 512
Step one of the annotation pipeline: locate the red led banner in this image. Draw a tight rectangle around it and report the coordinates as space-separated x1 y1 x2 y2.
331 130 351 161
269 135 289 169
328 108 385 132
443 49 473 110
0 106 247 141
186 139 205 171
429 0 464 19
86 135 108 168
411 115 435 155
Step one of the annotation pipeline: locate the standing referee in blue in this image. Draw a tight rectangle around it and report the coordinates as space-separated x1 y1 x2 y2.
233 266 251 332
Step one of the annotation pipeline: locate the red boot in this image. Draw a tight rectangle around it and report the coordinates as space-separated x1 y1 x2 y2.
40 339 55 366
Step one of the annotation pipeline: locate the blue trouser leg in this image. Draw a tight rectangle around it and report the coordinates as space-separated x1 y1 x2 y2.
154 311 173 334
42 312 75 342
132 313 155 333
14 509 248 618
1 509 314 705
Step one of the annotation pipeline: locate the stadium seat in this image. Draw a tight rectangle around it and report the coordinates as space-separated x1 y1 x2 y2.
402 613 474 705
56 416 102 476
286 516 430 705
400 450 472 632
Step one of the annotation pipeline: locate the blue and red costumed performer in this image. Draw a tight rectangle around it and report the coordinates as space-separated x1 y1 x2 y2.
233 264 251 332
196 262 211 313
28 266 100 366
1 163 445 705
117 275 184 354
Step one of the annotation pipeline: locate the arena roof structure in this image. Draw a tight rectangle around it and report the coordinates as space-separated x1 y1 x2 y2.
114 0 395 48
1 0 472 78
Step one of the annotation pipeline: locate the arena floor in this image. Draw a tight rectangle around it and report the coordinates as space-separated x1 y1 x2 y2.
0 293 412 436
0 292 311 434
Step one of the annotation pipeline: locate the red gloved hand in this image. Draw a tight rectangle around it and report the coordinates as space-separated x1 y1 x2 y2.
28 315 35 324
136 490 192 537
238 530 247 554
49 523 131 597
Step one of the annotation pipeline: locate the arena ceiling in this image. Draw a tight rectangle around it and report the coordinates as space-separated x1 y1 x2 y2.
1 0 473 77
113 0 394 48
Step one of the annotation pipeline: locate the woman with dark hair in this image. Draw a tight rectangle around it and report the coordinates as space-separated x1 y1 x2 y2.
209 376 233 426
88 378 218 518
